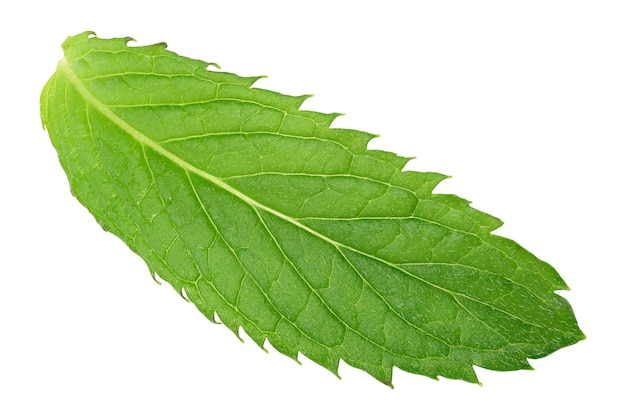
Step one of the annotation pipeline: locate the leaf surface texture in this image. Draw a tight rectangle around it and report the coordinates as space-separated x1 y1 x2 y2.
41 32 584 385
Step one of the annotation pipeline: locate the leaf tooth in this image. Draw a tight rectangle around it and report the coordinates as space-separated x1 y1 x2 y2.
200 307 219 324
148 270 162 285
205 69 267 88
241 325 269 351
127 40 171 57
326 357 341 379
364 363 394 387
179 286 191 303
363 148 412 169
298 110 344 127
266 336 301 363
61 30 96 50
399 354 481 384
391 170 450 197
291 93 314 109
243 75 268 88
214 309 245 343
325 127 377 152
62 31 98 57
285 92 342 125
473 349 534 372
120 36 138 45
244 74 268 88
322 112 344 127
204 62 221 70
99 34 137 50
301 349 341 379
139 41 168 50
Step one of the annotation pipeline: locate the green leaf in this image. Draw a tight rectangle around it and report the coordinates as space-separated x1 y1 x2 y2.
41 32 584 386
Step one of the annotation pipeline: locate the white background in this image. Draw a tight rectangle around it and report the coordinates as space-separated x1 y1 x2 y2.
1 1 624 418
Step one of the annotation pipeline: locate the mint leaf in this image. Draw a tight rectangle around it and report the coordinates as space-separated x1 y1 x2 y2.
41 32 584 386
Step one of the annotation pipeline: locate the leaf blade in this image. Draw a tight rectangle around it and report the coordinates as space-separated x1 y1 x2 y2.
41 32 584 385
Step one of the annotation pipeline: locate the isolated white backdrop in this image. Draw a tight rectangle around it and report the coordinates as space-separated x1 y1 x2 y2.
1 1 623 419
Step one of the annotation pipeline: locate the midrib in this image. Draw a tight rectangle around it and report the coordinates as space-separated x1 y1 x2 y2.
58 58 522 335
59 56 466 350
